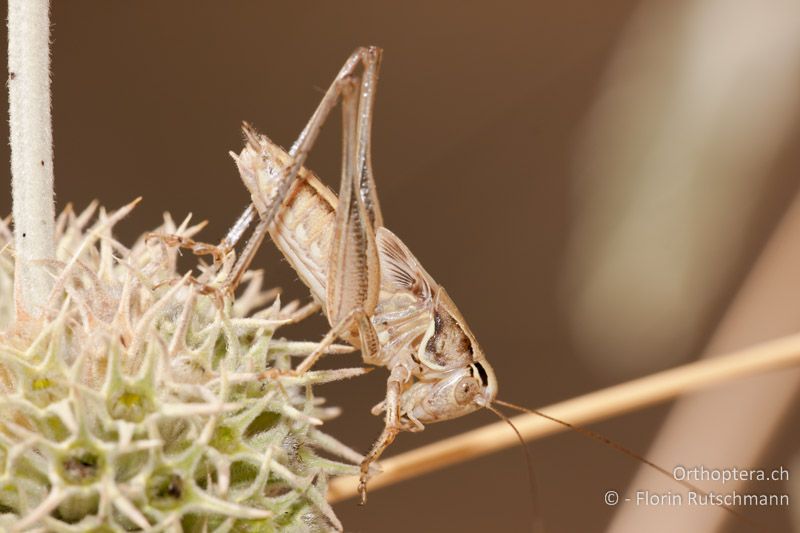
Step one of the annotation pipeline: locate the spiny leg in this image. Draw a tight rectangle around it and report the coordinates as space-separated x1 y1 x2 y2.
285 47 385 375
223 216 269 295
344 75 404 495
255 48 384 379
282 57 393 503
286 74 380 373
223 46 384 292
317 49 384 353
358 365 408 504
220 203 257 255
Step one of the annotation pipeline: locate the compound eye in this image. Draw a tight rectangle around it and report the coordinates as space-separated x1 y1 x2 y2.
454 377 480 405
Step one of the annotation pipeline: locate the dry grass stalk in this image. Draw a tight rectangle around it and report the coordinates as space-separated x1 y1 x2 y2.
328 331 800 501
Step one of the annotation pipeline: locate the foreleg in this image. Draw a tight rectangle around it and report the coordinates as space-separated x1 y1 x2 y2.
358 365 408 504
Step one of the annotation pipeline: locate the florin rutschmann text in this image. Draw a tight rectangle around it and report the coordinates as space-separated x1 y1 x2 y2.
603 465 791 508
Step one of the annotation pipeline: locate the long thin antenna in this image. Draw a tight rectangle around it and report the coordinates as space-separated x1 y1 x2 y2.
328 334 800 504
493 399 757 530
486 403 543 533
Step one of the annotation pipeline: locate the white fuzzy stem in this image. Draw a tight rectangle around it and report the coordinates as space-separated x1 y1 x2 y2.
7 0 55 318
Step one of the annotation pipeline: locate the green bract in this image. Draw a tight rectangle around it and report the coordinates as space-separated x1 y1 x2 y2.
0 202 364 532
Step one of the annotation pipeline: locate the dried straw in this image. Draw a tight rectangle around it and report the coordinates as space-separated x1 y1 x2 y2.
328 331 800 501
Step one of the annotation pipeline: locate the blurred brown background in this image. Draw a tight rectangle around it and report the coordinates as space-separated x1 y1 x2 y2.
2 2 800 532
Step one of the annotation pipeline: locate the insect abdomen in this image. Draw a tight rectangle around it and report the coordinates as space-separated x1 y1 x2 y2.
269 171 337 307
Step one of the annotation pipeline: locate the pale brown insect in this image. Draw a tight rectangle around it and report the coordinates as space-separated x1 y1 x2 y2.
221 47 498 503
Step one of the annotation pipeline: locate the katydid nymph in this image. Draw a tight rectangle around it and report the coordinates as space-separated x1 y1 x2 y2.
222 46 498 504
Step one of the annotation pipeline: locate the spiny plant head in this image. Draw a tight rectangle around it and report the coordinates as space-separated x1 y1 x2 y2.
0 201 364 532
